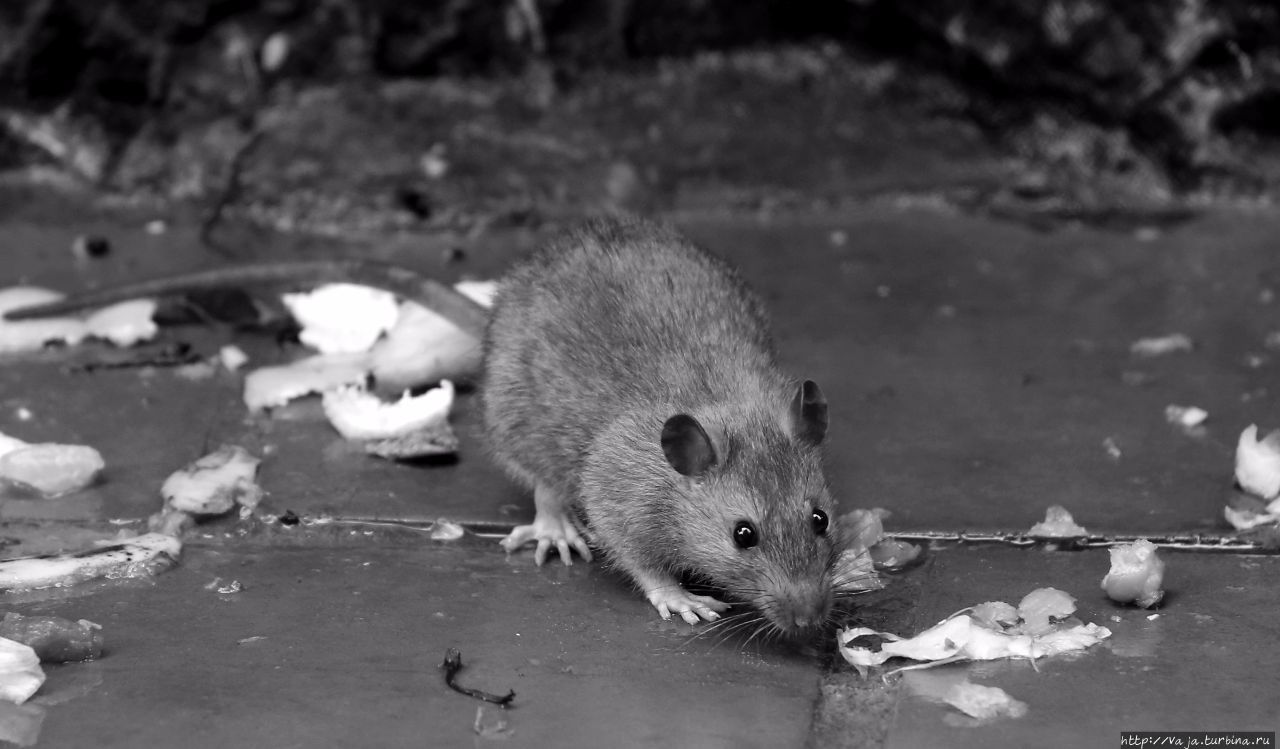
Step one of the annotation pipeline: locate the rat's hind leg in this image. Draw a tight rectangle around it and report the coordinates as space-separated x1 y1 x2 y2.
630 567 729 625
499 482 593 566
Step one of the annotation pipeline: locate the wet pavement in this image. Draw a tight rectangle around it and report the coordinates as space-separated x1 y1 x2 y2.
1 202 1278 746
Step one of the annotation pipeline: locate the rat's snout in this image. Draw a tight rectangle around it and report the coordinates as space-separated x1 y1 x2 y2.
768 582 833 634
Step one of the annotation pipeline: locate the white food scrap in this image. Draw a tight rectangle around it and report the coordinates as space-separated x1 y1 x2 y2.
0 288 158 352
242 352 369 411
83 299 158 346
1130 333 1193 357
0 638 44 704
1224 499 1280 531
369 301 482 389
454 280 499 308
430 519 466 541
322 380 454 441
243 280 497 408
839 508 886 550
1165 404 1208 429
969 601 1019 630
161 445 263 516
0 533 181 592
1017 588 1076 635
0 287 87 353
1027 505 1088 537
282 283 400 354
836 507 920 570
1101 539 1165 608
944 682 1028 721
838 586 1110 676
868 539 921 568
1235 424 1280 500
0 431 104 497
218 345 249 372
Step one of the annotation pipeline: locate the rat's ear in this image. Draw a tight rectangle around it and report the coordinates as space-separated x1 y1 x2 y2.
792 380 828 445
662 414 717 477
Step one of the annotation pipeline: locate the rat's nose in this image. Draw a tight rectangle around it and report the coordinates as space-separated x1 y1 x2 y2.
778 588 831 632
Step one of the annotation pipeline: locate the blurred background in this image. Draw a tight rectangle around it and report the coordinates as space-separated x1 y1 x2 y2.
2 0 1277 239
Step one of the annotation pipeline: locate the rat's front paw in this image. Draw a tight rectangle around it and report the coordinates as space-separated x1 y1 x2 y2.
499 514 593 566
646 587 730 626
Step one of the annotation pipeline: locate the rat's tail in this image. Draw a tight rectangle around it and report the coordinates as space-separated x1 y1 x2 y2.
3 259 489 338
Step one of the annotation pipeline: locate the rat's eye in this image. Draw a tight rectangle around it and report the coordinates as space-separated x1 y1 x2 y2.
732 520 758 549
812 508 829 536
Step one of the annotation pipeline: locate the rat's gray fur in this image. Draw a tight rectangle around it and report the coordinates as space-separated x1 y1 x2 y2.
483 215 840 635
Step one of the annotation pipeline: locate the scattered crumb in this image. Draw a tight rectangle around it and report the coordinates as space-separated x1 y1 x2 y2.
1101 539 1165 608
1165 405 1207 428
431 520 466 541
1027 505 1088 537
0 431 104 497
1130 334 1193 357
174 360 218 381
219 345 250 371
160 445 263 516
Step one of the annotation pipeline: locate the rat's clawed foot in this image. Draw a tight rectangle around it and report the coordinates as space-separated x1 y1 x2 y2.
499 517 592 566
645 586 730 626
500 483 593 566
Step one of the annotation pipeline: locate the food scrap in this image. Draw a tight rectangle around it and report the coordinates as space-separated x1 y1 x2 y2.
367 302 482 389
152 446 263 533
161 445 262 516
441 648 515 708
0 287 158 353
0 288 87 353
83 299 158 347
836 508 921 572
1225 425 1280 530
1235 425 1280 500
0 533 182 592
242 353 369 411
322 381 455 443
1027 505 1088 537
1101 539 1165 608
1164 405 1207 429
218 345 249 372
0 431 104 498
1129 333 1193 357
281 284 401 354
0 639 43 704
0 613 103 663
1016 588 1077 634
838 586 1111 676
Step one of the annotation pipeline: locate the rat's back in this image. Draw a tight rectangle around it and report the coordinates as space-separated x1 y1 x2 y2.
482 216 782 491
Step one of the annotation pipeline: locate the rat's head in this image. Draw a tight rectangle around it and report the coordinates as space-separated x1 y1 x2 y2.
661 380 841 640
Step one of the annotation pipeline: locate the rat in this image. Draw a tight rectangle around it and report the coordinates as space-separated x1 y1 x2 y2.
4 216 846 638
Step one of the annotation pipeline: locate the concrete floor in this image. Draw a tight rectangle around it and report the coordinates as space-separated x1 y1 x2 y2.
1 204 1278 746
